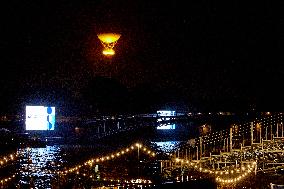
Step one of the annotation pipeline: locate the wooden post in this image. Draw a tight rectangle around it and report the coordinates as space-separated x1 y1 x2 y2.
277 123 279 138
265 126 268 140
262 138 263 150
200 137 202 159
281 122 284 137
230 127 233 152
259 124 262 143
196 146 199 160
251 122 254 144
226 138 229 152
271 125 273 141
255 161 257 175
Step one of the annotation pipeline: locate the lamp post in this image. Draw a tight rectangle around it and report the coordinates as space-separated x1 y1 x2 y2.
136 143 141 179
138 144 140 179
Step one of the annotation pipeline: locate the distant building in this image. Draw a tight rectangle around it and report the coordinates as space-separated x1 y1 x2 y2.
157 110 176 117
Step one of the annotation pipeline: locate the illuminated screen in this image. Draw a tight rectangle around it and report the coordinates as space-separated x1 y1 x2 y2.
157 123 176 130
26 106 55 130
157 110 176 117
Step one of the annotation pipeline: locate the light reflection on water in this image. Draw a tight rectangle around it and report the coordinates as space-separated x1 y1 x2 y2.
13 141 178 188
18 145 63 188
153 141 180 153
156 123 176 130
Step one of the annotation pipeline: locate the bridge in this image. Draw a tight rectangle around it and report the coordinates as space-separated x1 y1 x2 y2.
69 112 257 142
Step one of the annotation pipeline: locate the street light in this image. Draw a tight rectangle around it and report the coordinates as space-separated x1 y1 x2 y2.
136 143 142 179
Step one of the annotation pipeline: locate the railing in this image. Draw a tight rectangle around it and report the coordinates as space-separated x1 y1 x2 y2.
161 113 284 186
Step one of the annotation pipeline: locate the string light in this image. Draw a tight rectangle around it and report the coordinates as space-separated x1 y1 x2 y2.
0 174 16 185
174 157 257 184
56 143 156 175
0 152 18 167
69 173 152 184
216 162 256 184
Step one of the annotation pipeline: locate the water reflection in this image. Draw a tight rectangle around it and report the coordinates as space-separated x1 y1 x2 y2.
18 146 63 188
13 144 157 188
153 141 180 153
156 123 176 130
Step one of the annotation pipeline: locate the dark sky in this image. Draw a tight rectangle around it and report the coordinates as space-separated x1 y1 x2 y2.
0 1 283 113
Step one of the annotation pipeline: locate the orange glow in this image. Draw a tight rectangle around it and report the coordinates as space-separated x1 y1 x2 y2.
97 33 121 56
97 33 121 44
102 49 115 56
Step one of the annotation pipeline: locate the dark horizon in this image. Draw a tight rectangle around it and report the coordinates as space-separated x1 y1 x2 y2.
0 1 283 114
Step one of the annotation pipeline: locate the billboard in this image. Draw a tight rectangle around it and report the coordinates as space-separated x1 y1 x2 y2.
26 106 55 130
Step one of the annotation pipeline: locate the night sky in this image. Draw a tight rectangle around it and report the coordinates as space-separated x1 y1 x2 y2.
0 1 283 114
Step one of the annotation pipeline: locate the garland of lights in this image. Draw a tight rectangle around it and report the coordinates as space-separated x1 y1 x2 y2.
175 158 255 174
0 152 18 167
56 143 156 175
174 158 256 184
0 152 18 185
0 174 16 185
66 174 153 185
0 174 151 187
215 162 256 184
